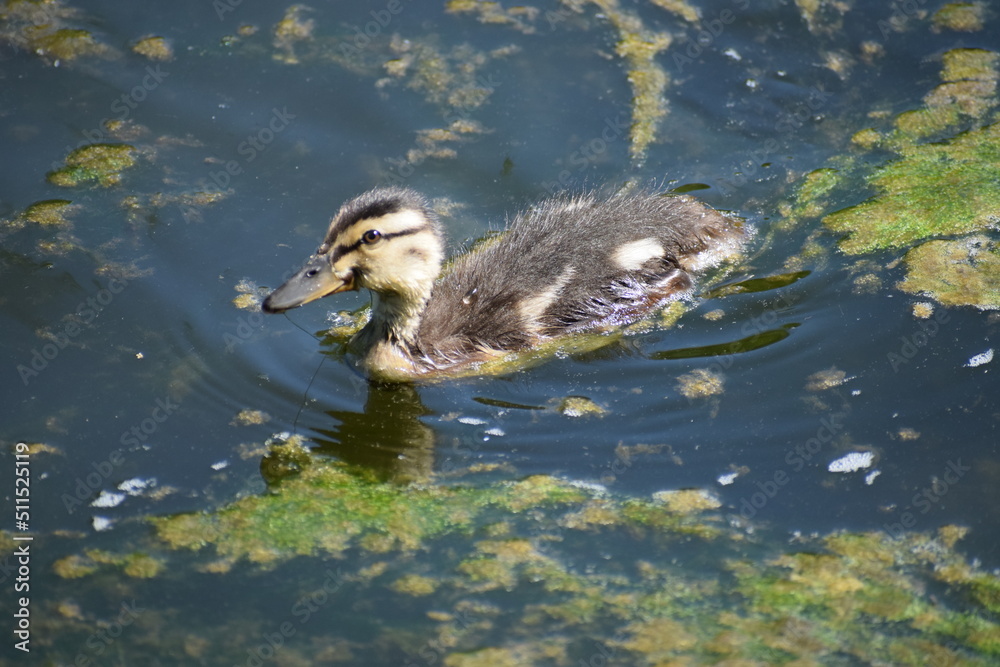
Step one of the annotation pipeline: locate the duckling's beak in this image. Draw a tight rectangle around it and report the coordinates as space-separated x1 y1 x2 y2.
261 255 355 313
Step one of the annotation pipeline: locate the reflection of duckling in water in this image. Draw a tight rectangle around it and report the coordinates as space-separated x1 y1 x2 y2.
263 187 747 381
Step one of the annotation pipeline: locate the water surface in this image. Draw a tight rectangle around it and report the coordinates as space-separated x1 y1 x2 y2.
2 0 999 664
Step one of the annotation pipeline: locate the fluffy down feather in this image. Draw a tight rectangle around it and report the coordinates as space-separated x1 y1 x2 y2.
414 190 746 366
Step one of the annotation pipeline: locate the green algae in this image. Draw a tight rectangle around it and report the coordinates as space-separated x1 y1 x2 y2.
647 0 699 23
150 454 735 568
778 167 844 225
933 2 985 32
907 49 999 136
152 466 583 566
823 120 1000 254
30 26 108 61
7 7 1000 665
230 408 270 426
804 367 849 392
940 48 998 85
584 0 672 162
675 367 724 398
449 0 682 162
385 37 498 113
492 475 590 512
0 0 115 64
131 35 172 60
123 189 230 228
651 488 721 514
619 496 724 538
445 0 540 34
443 647 530 667
253 8 514 179
272 3 314 65
263 6 507 118
52 549 165 579
725 530 1000 662
44 446 999 664
0 199 87 252
781 48 1000 279
794 0 848 36
966 572 1000 614
898 237 1000 310
392 573 440 596
457 539 548 591
47 143 138 187
228 1 680 169
554 395 607 417
120 552 166 578
21 199 76 226
51 553 99 579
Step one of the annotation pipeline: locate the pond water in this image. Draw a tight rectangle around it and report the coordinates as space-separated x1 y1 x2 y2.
2 0 999 665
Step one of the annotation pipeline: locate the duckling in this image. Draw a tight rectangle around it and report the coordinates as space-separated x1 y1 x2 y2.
262 187 746 381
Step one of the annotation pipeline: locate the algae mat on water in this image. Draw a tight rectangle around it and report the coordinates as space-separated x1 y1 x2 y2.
898 236 1000 309
781 48 1000 310
47 143 138 188
823 120 1000 256
110 455 1000 664
782 49 1000 254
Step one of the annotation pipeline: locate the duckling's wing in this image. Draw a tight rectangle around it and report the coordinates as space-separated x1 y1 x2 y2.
418 191 745 358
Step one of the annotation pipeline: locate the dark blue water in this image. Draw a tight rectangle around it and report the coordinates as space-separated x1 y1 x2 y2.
2 1 999 664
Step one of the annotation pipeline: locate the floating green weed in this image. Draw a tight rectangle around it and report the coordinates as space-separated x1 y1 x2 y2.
782 49 999 256
21 199 76 226
48 143 137 187
898 237 1000 310
824 121 1000 255
38 450 998 664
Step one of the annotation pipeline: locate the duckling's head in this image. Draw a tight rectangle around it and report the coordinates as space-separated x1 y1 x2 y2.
262 188 444 314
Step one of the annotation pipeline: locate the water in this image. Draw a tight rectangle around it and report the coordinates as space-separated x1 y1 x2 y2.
2 1 999 664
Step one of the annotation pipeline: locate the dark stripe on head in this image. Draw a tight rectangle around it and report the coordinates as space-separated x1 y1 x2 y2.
323 187 434 246
328 225 431 263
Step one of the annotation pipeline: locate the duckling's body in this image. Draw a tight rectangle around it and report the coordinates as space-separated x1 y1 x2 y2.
262 187 745 381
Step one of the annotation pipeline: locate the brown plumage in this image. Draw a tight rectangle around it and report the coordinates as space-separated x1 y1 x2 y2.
262 187 747 380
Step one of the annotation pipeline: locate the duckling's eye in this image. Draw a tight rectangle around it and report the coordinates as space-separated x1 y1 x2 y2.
361 230 382 244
